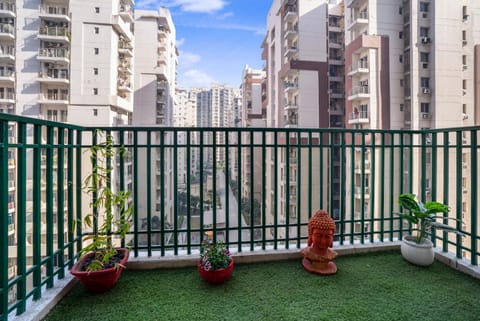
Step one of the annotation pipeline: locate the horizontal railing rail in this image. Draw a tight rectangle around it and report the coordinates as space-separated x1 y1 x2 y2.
1 113 479 320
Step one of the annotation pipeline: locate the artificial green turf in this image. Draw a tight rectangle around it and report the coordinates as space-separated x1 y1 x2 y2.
43 251 480 321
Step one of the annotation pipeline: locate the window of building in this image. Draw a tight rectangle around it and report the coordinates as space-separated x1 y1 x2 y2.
94 27 99 34
421 103 430 113
420 52 429 63
94 48 99 55
400 104 404 112
94 68 98 75
400 79 404 87
399 6 403 15
420 2 429 12
421 77 429 88
93 109 98 116
463 79 467 90
95 7 100 13
420 27 429 37
462 30 467 41
93 88 98 95
399 54 403 63
462 104 467 113
399 31 403 39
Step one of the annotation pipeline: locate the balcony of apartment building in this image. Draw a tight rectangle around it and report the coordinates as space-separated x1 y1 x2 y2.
346 10 368 32
37 47 70 64
283 23 298 41
348 85 369 101
2 114 480 321
119 0 135 23
0 2 15 18
119 38 133 57
284 41 298 59
283 3 298 23
329 103 343 116
38 25 70 43
0 68 13 83
284 110 298 127
283 80 298 94
0 87 13 104
348 109 369 125
0 23 14 41
118 60 133 75
329 87 344 99
157 25 167 40
38 89 69 105
0 45 13 61
348 60 369 77
328 16 343 33
39 4 70 22
37 67 69 85
112 14 133 40
117 77 133 93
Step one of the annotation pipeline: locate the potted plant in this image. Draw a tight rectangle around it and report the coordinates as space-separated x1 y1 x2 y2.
198 239 234 285
71 132 133 292
395 193 462 266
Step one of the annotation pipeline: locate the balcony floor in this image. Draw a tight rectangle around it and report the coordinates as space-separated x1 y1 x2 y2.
43 251 480 321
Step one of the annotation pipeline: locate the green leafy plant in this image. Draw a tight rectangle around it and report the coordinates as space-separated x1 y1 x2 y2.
77 131 133 272
396 193 462 244
200 240 232 271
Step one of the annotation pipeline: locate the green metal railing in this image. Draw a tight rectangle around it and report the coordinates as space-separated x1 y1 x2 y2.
1 113 479 320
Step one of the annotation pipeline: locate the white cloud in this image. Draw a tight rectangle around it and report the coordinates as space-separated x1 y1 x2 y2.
180 69 216 87
179 51 201 66
158 0 228 13
176 38 185 47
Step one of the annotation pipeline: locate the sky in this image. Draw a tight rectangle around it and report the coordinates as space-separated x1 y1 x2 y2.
135 0 272 89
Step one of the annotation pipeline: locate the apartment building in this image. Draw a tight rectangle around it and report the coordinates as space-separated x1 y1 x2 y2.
262 0 342 239
343 0 480 248
239 65 266 206
4 0 135 300
133 8 177 238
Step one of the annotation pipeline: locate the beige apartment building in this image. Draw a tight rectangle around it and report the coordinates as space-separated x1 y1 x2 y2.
344 0 480 249
262 0 344 240
133 8 177 241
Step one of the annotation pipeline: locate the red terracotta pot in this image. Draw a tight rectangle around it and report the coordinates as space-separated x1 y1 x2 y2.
71 248 129 293
197 259 234 285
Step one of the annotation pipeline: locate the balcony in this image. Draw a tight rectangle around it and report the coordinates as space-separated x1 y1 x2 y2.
0 2 15 18
0 91 14 103
1 113 480 321
348 110 369 124
0 23 14 41
39 6 70 22
0 69 14 83
0 46 14 61
37 48 70 64
347 11 369 31
347 86 369 101
38 92 69 105
37 70 69 84
38 26 70 43
348 62 369 76
119 4 134 23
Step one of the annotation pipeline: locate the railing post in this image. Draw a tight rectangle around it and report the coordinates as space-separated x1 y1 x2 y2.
0 119 9 321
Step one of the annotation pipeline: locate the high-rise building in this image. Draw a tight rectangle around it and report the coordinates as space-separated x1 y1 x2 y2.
133 7 177 235
343 0 480 248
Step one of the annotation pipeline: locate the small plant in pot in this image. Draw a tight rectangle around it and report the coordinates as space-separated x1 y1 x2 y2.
71 132 133 292
198 239 234 285
395 193 463 266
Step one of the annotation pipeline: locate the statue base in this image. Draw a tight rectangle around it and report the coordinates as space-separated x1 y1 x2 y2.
302 257 337 275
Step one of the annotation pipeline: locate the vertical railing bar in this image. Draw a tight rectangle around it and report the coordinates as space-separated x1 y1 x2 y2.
173 130 179 255
32 124 42 300
261 131 267 250
442 131 449 252
75 131 83 256
16 123 28 315
273 131 278 250
224 131 230 246
339 131 346 245
389 133 396 240
249 131 255 251
285 132 290 249
349 131 355 244
118 129 126 249
45 126 55 288
186 131 192 254
67 128 75 267
236 131 242 251
160 130 165 256
360 132 365 243
0 119 9 320
212 130 217 244
470 129 478 265
455 131 463 259
379 132 386 241
319 131 324 209
369 132 376 243
146 131 152 256
307 132 312 231
56 128 65 279
133 130 139 257
199 131 204 246
296 131 302 248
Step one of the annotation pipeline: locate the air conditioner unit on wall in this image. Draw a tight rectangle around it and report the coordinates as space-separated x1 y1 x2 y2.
421 113 430 119
422 87 431 94
421 36 431 44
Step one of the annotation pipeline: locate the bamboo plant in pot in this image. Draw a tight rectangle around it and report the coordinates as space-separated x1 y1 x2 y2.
395 193 463 266
71 132 133 292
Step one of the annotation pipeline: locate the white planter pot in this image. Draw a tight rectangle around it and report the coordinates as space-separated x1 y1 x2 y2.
400 235 435 266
